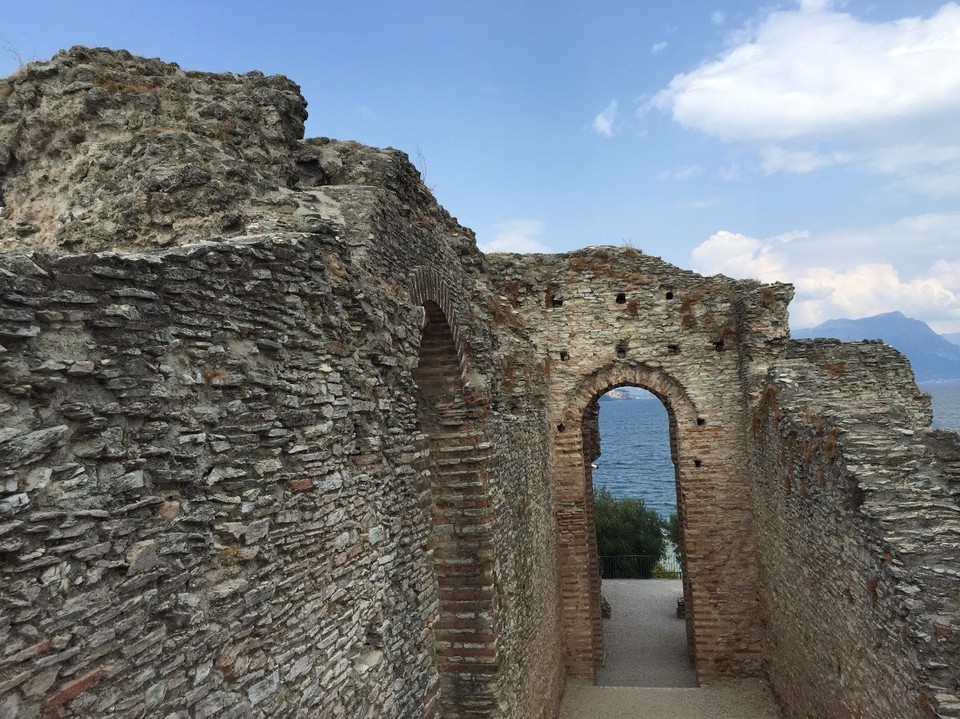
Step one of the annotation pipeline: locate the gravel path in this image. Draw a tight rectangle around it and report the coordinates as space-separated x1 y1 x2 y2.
559 679 782 718
559 579 782 718
596 579 697 687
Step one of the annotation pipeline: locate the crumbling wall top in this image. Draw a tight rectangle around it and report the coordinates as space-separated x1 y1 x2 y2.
0 46 450 256
0 47 311 252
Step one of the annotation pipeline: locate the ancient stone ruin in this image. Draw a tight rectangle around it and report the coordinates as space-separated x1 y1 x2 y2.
1 47 958 718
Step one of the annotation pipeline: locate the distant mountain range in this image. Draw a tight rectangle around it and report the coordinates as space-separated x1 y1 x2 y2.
793 311 960 382
599 387 654 401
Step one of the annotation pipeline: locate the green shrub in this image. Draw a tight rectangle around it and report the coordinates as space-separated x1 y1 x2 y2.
651 563 680 579
594 487 665 561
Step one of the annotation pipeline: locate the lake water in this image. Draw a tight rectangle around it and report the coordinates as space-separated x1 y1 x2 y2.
920 380 960 433
592 396 676 519
593 382 960 519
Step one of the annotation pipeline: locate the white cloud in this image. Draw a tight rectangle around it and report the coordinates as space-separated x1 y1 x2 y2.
478 219 552 254
691 230 791 281
865 142 960 175
788 263 959 329
717 163 740 181
710 10 726 26
894 170 960 198
592 99 619 137
799 0 834 11
654 3 960 141
864 142 960 197
657 164 704 181
760 146 850 174
690 213 960 332
651 3 960 192
651 41 668 56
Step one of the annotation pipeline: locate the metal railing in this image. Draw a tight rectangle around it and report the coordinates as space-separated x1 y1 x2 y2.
599 554 681 579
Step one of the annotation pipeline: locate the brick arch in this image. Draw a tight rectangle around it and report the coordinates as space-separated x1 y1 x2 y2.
552 362 700 680
408 267 470 388
563 363 699 428
409 269 501 718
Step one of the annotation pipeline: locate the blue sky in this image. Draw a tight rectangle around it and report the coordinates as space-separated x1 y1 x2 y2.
3 1 960 330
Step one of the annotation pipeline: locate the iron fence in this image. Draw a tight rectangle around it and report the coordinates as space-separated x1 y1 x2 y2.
599 554 681 579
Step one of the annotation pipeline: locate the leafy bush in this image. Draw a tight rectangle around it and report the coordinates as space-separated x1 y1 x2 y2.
651 563 680 579
594 487 665 562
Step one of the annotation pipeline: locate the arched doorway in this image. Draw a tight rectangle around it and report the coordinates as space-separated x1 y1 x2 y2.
551 364 699 681
586 384 696 687
410 286 502 718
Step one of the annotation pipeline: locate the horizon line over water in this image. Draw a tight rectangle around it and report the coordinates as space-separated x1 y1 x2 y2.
594 382 960 519
592 393 675 520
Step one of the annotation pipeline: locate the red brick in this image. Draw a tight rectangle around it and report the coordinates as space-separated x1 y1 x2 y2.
44 668 101 709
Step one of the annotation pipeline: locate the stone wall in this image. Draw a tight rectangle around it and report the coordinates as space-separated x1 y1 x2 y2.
0 233 563 719
0 234 438 719
0 48 564 719
750 340 960 718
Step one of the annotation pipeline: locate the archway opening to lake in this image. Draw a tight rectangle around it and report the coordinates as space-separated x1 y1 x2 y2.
553 362 753 683
585 384 696 688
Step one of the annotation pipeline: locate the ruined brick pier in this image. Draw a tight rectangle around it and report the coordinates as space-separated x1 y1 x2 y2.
1 48 959 719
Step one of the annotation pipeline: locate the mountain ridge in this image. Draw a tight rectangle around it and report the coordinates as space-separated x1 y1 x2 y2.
793 311 960 382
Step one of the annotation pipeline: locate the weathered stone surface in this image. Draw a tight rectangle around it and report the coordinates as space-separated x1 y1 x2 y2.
750 341 959 719
0 425 68 468
1 47 958 719
125 539 158 575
